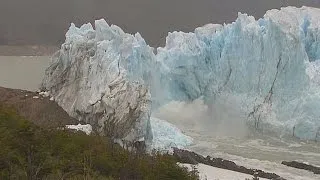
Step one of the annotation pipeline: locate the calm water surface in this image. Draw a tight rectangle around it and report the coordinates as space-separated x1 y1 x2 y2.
0 56 50 91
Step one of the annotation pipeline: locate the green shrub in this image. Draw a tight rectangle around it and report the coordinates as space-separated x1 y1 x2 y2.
0 105 198 180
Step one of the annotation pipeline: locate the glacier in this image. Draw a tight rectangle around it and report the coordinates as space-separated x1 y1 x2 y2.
42 19 154 142
156 6 320 140
42 6 320 147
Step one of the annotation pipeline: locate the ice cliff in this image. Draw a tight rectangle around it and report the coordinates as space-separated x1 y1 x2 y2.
42 19 154 142
156 6 320 140
42 6 320 144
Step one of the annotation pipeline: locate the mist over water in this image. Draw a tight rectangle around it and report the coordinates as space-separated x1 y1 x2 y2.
154 97 320 180
154 97 249 138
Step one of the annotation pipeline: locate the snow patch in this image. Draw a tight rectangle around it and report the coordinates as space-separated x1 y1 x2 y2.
39 91 50 97
66 124 92 135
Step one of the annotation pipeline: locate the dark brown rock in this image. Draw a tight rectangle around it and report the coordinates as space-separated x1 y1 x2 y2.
282 161 320 174
173 148 286 180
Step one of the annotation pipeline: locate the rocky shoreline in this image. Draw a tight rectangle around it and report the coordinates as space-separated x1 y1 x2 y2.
282 161 320 175
173 148 286 180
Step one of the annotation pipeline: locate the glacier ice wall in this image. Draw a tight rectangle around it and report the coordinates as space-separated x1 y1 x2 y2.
43 6 320 143
156 6 320 140
42 19 155 142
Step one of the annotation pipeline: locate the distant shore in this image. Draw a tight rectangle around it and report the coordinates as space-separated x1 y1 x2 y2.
0 45 58 56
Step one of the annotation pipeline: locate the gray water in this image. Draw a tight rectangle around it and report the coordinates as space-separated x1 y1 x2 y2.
0 56 50 91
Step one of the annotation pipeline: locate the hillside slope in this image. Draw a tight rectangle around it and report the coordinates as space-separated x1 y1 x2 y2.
0 86 78 128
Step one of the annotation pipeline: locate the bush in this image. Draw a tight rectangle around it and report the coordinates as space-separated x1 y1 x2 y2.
0 105 198 180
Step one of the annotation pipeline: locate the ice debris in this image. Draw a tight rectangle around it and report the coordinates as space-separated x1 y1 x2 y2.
149 117 193 151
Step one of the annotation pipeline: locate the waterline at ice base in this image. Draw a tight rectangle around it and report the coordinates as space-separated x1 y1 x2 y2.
42 6 320 151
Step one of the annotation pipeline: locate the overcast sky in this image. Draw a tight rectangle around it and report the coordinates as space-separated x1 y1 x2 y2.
0 0 320 46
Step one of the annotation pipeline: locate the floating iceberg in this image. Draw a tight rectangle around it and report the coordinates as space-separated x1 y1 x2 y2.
42 6 320 147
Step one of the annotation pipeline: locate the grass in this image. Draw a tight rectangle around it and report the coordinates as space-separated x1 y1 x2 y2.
0 104 199 180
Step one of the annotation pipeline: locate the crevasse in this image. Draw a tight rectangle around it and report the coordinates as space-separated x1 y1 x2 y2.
42 6 320 145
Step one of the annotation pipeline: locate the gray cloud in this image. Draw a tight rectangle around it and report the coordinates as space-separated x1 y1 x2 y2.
0 0 319 46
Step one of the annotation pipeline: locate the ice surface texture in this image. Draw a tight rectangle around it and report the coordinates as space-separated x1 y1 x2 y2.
42 6 320 143
149 117 193 151
157 6 320 140
42 19 154 142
